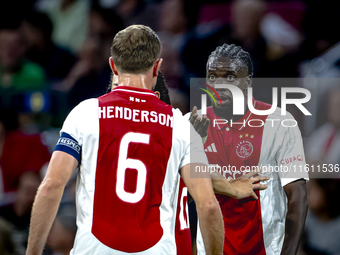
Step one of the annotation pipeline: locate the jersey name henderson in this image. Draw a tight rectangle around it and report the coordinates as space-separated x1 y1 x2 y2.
98 105 173 127
55 86 207 255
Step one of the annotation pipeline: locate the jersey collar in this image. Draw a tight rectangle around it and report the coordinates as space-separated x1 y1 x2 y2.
214 97 256 131
112 86 157 97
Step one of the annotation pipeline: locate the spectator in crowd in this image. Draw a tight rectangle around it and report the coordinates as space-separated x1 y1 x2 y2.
0 108 50 196
58 6 123 109
0 172 41 255
58 36 110 108
21 11 76 80
300 0 340 62
113 0 161 31
300 179 340 255
0 0 338 253
44 0 90 53
159 0 188 35
46 208 77 255
0 20 46 92
88 5 124 70
0 217 16 255
305 88 340 167
229 0 269 77
158 0 187 90
89 5 123 42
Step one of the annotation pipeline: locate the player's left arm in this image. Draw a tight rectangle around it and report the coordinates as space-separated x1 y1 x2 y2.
281 179 307 255
26 152 77 255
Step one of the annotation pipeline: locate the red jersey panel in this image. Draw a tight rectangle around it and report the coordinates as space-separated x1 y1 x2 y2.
175 178 192 255
205 101 271 255
92 87 173 252
59 86 208 254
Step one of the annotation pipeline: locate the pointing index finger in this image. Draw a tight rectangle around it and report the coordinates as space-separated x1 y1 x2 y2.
191 106 197 117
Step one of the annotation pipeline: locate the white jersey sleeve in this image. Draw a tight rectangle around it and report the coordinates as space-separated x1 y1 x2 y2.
260 109 309 187
173 109 208 169
60 100 95 145
275 112 309 186
183 112 191 121
183 110 208 144
55 100 97 161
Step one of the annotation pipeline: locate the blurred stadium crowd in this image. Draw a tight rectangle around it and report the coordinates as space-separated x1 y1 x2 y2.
0 0 339 254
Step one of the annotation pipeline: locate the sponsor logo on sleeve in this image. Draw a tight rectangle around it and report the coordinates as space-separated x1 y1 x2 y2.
57 137 81 153
280 155 303 165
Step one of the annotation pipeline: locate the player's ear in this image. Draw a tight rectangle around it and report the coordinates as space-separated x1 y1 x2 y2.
109 57 119 75
154 91 161 99
153 58 163 77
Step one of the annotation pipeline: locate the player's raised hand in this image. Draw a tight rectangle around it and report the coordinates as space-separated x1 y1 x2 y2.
190 106 210 138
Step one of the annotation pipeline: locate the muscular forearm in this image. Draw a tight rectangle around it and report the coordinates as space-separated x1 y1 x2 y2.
211 175 237 198
211 171 268 200
197 200 224 255
26 182 65 255
281 180 308 255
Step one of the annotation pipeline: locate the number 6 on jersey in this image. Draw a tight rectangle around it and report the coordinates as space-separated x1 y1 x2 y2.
116 132 150 203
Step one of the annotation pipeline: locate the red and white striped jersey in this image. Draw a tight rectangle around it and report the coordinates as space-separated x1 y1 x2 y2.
56 86 207 254
187 100 309 255
174 179 192 255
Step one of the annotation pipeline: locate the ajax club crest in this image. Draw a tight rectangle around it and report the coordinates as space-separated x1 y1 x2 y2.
236 140 253 159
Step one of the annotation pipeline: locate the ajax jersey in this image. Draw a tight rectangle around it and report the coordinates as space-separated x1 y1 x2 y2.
191 100 309 255
174 179 192 255
55 86 207 254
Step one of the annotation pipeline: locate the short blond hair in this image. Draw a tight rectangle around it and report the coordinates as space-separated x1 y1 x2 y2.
111 25 161 74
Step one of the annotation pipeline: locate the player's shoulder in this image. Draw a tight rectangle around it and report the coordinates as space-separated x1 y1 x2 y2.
172 108 194 138
254 100 272 111
254 98 295 121
253 100 299 133
263 105 302 141
173 108 189 124
66 98 98 124
266 106 295 121
73 98 98 112
183 111 191 121
155 98 174 112
173 107 183 117
62 98 98 136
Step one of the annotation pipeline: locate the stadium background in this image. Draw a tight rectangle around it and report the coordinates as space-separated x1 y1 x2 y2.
0 0 339 254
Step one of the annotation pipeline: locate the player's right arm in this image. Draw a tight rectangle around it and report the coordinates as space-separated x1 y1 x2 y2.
177 116 223 255
187 107 269 200
187 171 269 203
26 151 77 255
180 164 223 255
211 171 269 199
27 101 86 255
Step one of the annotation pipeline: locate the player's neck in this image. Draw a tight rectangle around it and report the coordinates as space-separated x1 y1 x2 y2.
117 73 155 91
